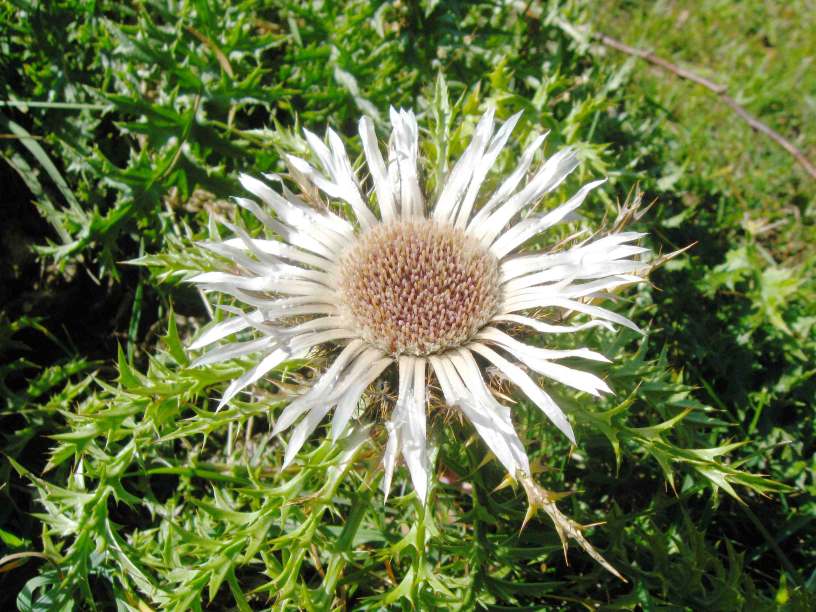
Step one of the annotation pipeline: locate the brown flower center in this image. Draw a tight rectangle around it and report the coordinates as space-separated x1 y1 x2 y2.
339 218 500 356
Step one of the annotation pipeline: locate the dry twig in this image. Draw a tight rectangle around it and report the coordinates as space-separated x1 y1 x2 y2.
595 32 816 181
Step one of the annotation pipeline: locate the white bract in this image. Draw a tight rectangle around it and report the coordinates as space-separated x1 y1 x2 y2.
189 108 648 505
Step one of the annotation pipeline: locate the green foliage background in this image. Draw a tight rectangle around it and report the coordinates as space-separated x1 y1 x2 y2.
1 0 813 609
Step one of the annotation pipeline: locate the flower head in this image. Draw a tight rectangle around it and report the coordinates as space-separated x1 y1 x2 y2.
189 107 648 507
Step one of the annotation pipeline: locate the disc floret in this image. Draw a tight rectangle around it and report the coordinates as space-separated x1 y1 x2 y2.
338 218 500 356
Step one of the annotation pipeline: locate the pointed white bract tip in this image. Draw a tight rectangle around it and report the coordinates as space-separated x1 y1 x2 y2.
238 172 258 190
188 338 207 351
581 349 612 364
261 172 284 186
286 154 311 173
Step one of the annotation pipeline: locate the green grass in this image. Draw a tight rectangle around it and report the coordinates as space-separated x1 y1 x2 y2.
1 0 814 609
592 1 815 241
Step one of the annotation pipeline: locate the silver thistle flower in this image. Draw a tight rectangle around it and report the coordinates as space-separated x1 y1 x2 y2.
188 107 647 515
